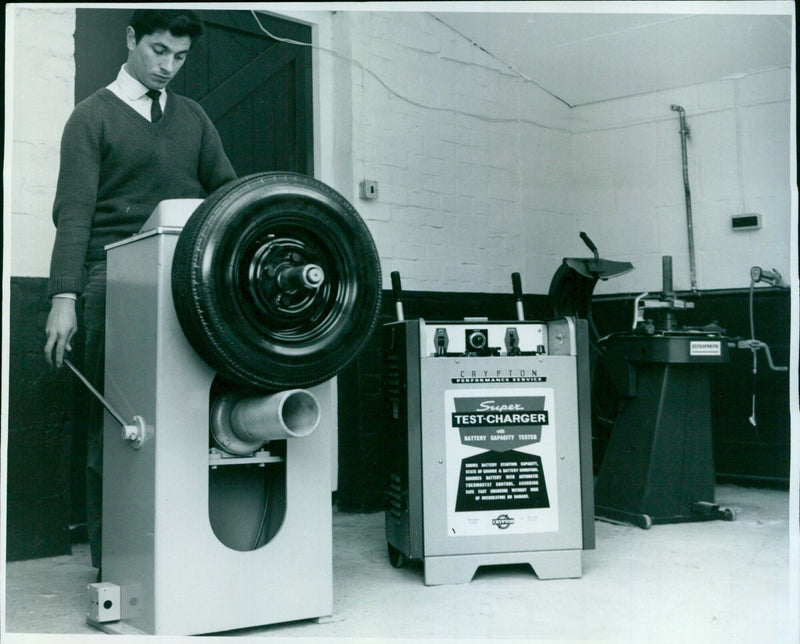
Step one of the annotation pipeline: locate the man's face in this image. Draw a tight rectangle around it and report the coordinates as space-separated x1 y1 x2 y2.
126 27 192 90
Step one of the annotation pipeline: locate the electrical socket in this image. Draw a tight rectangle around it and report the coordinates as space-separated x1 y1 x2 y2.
87 582 121 623
359 180 378 200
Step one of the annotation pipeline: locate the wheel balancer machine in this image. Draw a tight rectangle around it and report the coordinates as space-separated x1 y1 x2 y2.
78 173 382 635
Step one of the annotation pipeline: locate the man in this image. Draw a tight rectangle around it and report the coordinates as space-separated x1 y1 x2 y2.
44 9 237 577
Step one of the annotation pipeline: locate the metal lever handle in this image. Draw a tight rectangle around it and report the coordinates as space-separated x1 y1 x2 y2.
579 232 599 261
64 358 126 427
391 271 404 321
64 358 147 448
735 339 788 372
511 272 525 321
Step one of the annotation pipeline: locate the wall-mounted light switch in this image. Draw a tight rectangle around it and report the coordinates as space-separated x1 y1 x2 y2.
359 180 379 200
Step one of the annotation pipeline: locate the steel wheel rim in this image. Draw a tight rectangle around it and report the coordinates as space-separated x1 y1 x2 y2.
209 199 363 359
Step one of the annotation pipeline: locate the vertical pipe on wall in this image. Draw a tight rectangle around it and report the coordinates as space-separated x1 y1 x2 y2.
670 104 698 293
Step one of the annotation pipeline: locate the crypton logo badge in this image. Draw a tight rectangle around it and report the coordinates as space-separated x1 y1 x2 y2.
492 514 515 530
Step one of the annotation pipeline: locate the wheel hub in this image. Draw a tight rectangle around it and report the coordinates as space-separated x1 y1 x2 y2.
244 236 329 331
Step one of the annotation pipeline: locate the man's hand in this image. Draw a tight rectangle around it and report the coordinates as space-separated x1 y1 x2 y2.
44 298 78 368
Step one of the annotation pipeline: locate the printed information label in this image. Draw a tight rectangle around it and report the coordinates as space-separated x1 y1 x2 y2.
445 388 559 536
690 340 722 356
455 450 549 512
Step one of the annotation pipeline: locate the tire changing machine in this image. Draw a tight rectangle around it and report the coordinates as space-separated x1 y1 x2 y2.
383 272 596 585
81 173 382 635
593 256 736 528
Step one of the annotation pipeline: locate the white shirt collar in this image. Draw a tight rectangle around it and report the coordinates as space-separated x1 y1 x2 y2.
116 64 163 101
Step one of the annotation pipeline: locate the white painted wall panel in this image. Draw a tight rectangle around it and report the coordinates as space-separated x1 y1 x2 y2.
8 5 75 278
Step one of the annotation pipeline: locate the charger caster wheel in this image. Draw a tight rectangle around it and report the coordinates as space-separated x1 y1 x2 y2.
388 543 407 568
721 507 737 521
172 172 382 390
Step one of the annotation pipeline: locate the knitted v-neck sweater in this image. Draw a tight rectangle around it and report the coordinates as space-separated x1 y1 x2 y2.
47 88 237 297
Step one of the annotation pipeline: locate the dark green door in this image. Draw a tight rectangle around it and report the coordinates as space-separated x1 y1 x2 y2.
75 8 313 176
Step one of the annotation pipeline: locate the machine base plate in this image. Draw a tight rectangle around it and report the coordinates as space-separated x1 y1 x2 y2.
595 503 736 530
87 617 148 636
422 549 583 585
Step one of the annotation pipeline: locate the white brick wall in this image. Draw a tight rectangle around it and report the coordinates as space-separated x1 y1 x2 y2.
338 11 573 294
7 8 793 296
571 68 792 294
333 11 791 294
7 5 75 278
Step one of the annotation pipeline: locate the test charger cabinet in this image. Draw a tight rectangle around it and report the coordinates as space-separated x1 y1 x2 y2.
384 318 595 585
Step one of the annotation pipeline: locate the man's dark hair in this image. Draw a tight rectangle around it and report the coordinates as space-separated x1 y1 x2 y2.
129 9 204 43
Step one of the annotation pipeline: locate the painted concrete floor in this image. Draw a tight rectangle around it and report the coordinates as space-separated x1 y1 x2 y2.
3 484 793 643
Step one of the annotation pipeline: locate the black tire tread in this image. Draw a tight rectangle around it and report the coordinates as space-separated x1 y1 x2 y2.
171 172 381 390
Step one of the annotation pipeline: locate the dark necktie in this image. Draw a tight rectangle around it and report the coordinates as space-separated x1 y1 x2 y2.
146 89 162 123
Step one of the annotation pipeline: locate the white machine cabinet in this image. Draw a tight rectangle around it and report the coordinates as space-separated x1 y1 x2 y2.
98 200 335 635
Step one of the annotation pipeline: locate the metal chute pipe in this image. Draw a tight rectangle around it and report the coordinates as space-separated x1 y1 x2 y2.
211 389 321 456
231 389 321 441
670 104 698 293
